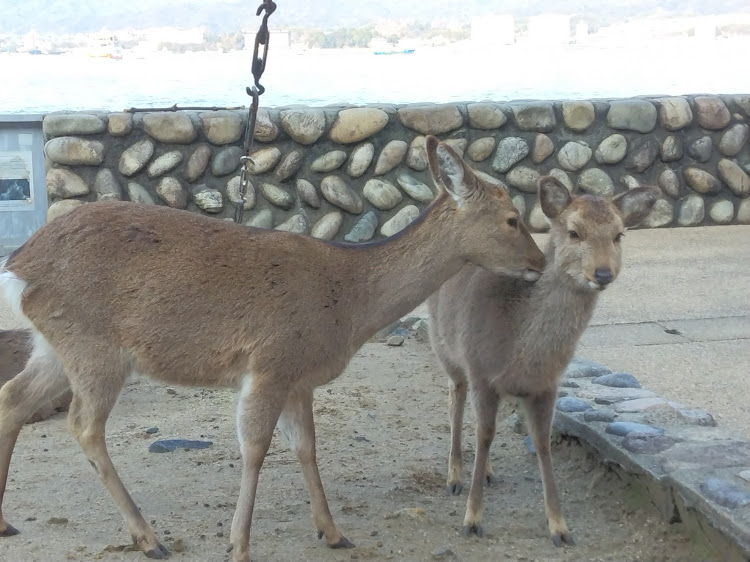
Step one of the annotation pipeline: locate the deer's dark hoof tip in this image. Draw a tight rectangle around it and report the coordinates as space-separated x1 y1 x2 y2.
462 524 483 538
551 532 575 547
330 536 355 549
446 483 463 496
0 523 19 537
145 543 170 559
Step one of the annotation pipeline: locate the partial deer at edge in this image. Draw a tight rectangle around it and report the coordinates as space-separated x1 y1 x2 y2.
0 136 544 562
0 330 72 423
427 175 657 546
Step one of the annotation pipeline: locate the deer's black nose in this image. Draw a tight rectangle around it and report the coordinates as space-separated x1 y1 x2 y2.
594 268 613 285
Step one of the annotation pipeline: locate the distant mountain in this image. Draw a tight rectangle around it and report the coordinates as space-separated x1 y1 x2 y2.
1 0 748 35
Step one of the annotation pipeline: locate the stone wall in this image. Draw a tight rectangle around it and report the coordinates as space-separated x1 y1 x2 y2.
42 94 750 240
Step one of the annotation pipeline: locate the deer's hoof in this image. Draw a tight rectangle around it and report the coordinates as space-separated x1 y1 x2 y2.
0 523 19 537
446 482 463 496
227 544 251 562
329 536 355 549
551 532 575 547
230 550 251 562
144 543 170 559
461 523 484 538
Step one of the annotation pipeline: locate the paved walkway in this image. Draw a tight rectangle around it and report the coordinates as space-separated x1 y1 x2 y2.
2 225 749 434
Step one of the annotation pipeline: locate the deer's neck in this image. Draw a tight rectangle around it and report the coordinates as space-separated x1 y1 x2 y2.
350 201 465 345
520 241 599 359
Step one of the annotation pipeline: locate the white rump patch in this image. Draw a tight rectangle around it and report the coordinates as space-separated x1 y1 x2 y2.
29 330 56 362
0 258 33 329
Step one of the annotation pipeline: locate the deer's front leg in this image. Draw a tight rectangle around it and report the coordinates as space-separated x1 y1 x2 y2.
230 376 288 562
522 390 574 547
278 388 353 549
462 378 500 537
446 376 467 495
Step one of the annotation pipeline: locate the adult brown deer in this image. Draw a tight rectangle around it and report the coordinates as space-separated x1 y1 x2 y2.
427 175 657 546
0 136 544 561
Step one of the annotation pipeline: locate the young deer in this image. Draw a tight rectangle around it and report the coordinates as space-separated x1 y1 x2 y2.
0 136 544 561
427 176 657 546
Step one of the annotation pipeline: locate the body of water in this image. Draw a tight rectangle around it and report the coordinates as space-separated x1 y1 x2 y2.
3 38 750 114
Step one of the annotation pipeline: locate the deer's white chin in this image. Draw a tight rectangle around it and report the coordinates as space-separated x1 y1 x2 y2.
523 269 541 282
586 280 606 292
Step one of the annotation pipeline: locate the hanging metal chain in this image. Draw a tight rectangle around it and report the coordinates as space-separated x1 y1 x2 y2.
235 0 277 224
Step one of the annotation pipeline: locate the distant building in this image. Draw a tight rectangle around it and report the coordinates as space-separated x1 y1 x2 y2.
574 21 589 44
528 14 571 45
694 18 717 41
22 31 38 51
243 30 291 50
471 15 515 45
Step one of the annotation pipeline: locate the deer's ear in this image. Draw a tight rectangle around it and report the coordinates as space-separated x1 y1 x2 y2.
426 135 475 205
613 187 658 227
538 176 572 219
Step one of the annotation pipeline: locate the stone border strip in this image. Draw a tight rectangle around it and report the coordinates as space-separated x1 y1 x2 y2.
553 359 749 559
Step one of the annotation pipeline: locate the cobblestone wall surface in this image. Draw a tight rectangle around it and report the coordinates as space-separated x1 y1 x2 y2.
42 95 750 239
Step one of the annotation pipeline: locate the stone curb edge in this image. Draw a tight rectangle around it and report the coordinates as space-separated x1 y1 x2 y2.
554 409 750 559
552 358 749 560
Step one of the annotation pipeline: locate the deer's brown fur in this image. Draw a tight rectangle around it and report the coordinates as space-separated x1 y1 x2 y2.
427 176 657 545
0 137 544 561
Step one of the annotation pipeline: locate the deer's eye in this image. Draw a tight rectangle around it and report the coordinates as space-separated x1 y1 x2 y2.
568 230 579 240
507 217 518 229
614 232 624 243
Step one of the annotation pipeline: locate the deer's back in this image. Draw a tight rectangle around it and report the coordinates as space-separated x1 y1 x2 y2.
7 202 359 388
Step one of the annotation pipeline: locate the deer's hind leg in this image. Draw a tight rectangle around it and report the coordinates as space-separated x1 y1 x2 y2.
278 387 352 549
522 390 574 547
64 343 169 559
0 335 70 536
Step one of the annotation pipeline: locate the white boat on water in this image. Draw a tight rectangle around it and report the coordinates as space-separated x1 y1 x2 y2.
88 36 123 60
371 38 416 55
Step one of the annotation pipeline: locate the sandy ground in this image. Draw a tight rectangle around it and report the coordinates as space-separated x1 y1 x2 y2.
0 343 698 562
